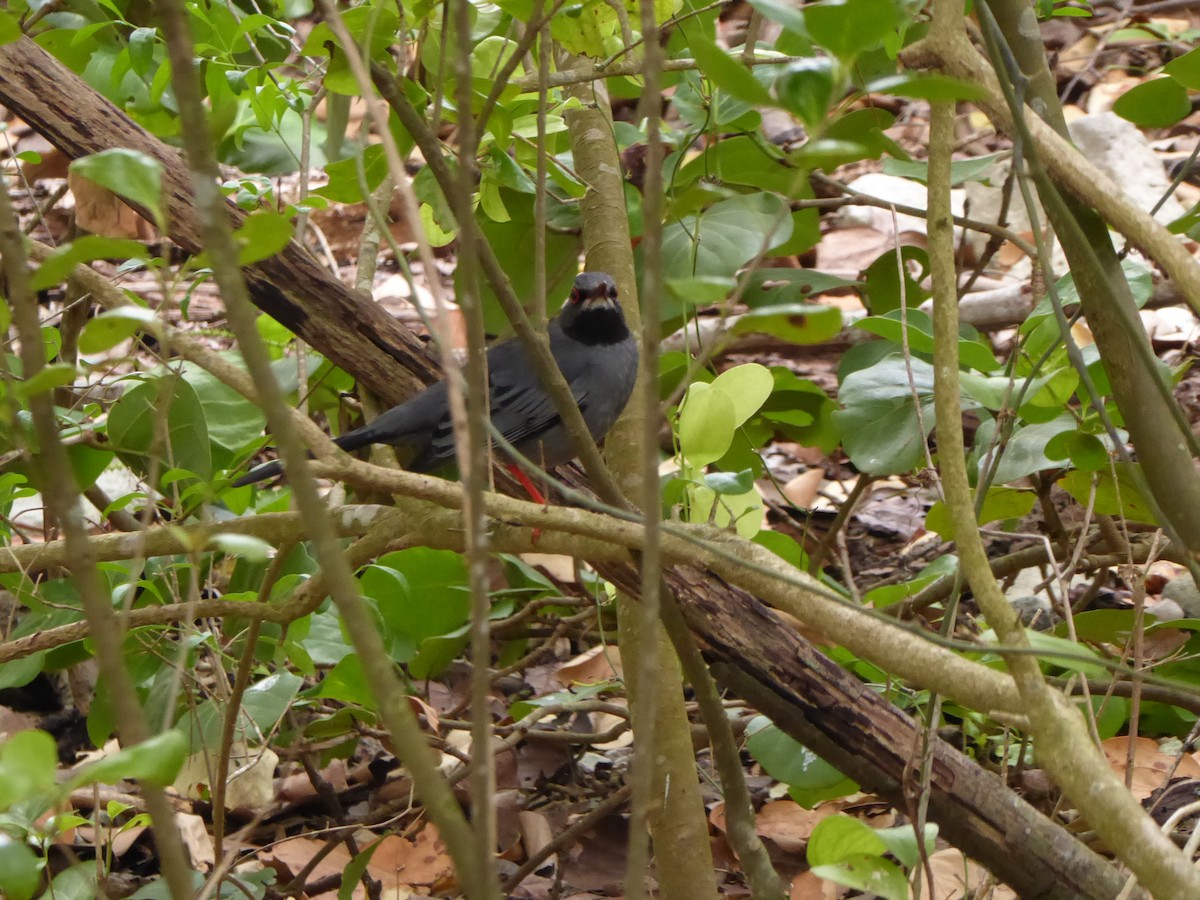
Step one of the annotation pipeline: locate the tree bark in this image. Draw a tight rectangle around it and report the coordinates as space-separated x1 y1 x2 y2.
0 35 437 406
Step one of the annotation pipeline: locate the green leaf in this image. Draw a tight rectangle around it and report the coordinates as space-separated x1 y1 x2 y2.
233 210 294 265
0 729 58 808
311 654 374 708
0 11 21 45
1045 430 1108 472
361 549 471 669
856 309 999 372
973 416 1076 484
773 57 836 131
659 193 794 317
677 136 804 196
882 153 1001 185
746 0 809 37
241 672 304 734
1113 77 1191 128
107 375 213 481
340 839 384 900
745 716 856 805
867 73 986 102
807 814 887 865
811 856 908 900
710 363 775 427
733 304 844 345
684 24 775 106
0 837 40 900
863 554 957 607
704 469 755 494
925 487 1035 541
665 275 736 306
1018 630 1108 677
1058 465 1159 525
208 533 275 562
1164 46 1200 89
861 246 930 315
804 0 898 61
31 236 152 291
19 362 76 398
742 268 857 306
78 306 160 355
67 730 188 790
833 355 938 475
315 144 389 203
70 149 165 227
550 0 620 57
177 361 267 459
678 382 737 468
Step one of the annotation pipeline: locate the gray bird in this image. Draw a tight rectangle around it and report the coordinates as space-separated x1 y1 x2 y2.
233 272 637 488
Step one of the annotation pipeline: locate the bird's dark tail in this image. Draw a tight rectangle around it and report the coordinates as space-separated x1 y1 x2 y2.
230 421 380 487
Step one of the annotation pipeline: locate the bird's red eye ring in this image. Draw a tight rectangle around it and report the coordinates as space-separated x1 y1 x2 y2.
569 289 581 304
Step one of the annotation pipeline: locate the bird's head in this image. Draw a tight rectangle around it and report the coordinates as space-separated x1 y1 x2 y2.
560 272 629 345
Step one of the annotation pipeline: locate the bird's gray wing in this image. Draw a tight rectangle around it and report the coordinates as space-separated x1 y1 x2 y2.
487 331 597 446
489 364 588 447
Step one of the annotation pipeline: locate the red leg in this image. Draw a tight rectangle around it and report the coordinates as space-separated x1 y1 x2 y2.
506 462 546 544
506 462 547 505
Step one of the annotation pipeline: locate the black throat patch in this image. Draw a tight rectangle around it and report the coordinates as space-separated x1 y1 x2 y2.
562 304 632 346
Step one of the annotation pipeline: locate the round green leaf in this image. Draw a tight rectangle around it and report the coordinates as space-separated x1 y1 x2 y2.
774 57 836 130
811 856 908 900
69 149 165 227
709 362 775 427
1113 78 1191 128
746 717 855 804
665 276 736 306
234 210 294 265
0 729 58 808
0 836 40 900
19 362 76 398
807 814 887 866
805 0 898 60
660 193 794 285
68 730 188 789
78 306 159 355
208 533 276 562
733 303 844 345
679 382 737 467
703 469 755 494
1164 47 1200 89
867 73 986 102
685 24 774 107
0 11 21 45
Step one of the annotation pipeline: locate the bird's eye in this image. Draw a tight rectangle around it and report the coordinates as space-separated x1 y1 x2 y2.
570 289 581 304
608 284 618 299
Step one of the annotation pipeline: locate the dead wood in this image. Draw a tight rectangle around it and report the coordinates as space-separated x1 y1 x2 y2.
0 35 437 406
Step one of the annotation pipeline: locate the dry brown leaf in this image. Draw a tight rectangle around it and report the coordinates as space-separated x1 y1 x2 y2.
518 809 556 870
264 837 359 896
753 799 838 853
554 644 621 684
519 553 576 582
781 469 825 509
68 171 156 240
790 869 843 899
912 848 1017 900
1056 32 1100 76
1102 735 1200 799
367 825 455 888
176 812 215 869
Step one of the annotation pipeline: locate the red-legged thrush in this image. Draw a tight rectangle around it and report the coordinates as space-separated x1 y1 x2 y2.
233 272 637 487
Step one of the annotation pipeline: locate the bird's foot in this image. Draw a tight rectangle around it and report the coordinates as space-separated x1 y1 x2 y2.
506 463 548 545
